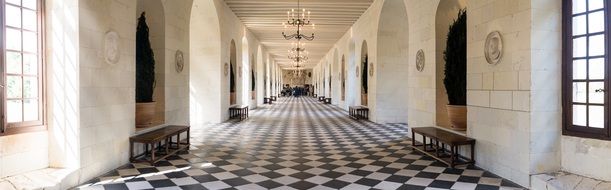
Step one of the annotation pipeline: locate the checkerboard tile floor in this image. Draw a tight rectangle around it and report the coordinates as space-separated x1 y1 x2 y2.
77 97 524 190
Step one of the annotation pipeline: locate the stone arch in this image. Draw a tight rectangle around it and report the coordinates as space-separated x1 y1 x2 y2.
241 36 249 105
137 0 166 126
375 0 409 123
436 0 467 129
256 45 265 105
189 0 222 124
348 39 356 107
332 48 339 104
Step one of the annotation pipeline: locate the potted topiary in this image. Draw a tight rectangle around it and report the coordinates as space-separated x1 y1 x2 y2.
361 55 368 106
135 12 156 128
251 70 256 99
443 9 467 131
230 63 236 105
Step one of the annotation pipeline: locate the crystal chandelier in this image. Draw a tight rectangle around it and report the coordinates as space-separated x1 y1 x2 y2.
282 0 315 41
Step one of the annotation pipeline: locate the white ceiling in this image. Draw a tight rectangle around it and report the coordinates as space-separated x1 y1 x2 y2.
223 0 374 69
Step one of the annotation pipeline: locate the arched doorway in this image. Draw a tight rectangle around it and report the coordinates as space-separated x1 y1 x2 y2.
230 40 237 105
361 41 368 106
436 0 467 129
376 0 409 123
136 0 165 127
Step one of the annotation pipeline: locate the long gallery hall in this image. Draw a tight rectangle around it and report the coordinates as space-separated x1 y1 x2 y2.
0 0 610 189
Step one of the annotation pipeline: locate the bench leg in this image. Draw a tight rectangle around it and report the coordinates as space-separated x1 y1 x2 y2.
422 136 427 152
145 144 149 157
151 143 156 164
450 145 456 168
187 130 191 151
411 130 416 150
471 143 475 163
129 141 134 162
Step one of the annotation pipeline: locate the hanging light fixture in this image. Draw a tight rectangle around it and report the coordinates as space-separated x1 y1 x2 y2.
282 0 315 41
288 41 309 63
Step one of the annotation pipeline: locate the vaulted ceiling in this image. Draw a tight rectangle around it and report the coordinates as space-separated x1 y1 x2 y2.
223 0 374 69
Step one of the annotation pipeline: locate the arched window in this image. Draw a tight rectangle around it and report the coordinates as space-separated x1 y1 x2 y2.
563 0 610 139
2 0 45 135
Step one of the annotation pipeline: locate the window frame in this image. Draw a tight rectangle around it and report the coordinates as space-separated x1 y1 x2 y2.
563 0 611 140
0 0 46 136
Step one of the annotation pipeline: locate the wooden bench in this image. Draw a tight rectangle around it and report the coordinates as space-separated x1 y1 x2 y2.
411 127 475 168
270 96 277 101
318 96 325 102
229 105 249 120
349 106 369 120
324 98 332 104
264 97 272 104
130 125 190 164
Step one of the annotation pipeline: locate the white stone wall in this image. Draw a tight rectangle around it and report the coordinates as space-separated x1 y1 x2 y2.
312 0 566 187
78 0 138 182
466 0 533 186
0 132 48 177
562 137 611 181
162 1 192 125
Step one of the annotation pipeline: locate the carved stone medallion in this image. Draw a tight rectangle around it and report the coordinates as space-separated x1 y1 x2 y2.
416 49 425 72
224 63 229 76
175 50 184 73
369 62 374 77
104 30 120 65
485 31 503 65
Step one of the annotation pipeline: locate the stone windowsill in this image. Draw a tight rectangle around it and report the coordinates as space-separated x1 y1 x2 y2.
0 168 78 190
531 171 611 190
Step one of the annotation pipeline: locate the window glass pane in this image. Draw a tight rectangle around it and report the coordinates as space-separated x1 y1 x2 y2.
589 82 605 103
23 77 38 98
573 15 587 36
6 5 22 28
23 99 38 121
6 0 20 5
22 31 37 53
573 104 587 126
589 11 605 33
6 28 22 51
574 37 587 57
589 58 605 79
574 59 587 79
22 9 37 31
589 0 604 10
7 100 23 123
589 35 605 56
7 76 22 99
573 0 587 14
22 0 37 10
23 54 38 75
589 105 605 128
6 52 22 74
573 82 587 103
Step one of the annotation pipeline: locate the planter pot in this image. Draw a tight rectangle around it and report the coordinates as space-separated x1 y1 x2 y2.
230 92 236 105
446 105 467 131
361 93 368 106
136 102 156 128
